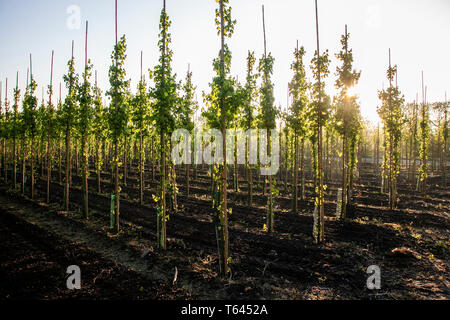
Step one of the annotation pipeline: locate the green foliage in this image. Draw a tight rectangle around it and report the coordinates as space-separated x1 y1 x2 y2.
45 82 58 141
62 54 79 128
92 79 106 140
204 0 238 275
150 8 177 135
308 50 331 136
1 85 10 140
287 45 309 136
214 0 236 37
333 29 362 186
202 44 243 129
257 53 277 130
404 102 419 153
271 178 280 197
10 86 21 139
131 77 151 134
77 60 94 135
436 102 448 167
418 100 430 182
203 0 241 130
240 51 257 130
176 67 197 132
333 31 361 138
377 64 405 184
335 31 360 90
308 48 331 231
22 76 39 139
55 90 64 133
36 93 47 141
106 35 130 140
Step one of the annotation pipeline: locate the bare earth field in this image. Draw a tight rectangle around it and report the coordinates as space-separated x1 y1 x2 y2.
0 167 448 300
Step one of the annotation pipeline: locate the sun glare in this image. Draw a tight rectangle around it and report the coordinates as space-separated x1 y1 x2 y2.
346 86 358 98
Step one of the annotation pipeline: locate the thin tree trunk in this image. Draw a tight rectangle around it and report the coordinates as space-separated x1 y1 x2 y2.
443 95 447 188
21 140 25 194
97 139 101 194
293 131 298 213
75 142 79 177
46 50 54 204
234 133 238 192
267 131 274 233
3 79 8 183
151 138 155 181
158 132 167 249
140 131 144 204
376 124 380 174
217 0 229 276
58 140 62 184
114 139 120 233
341 135 347 218
114 0 120 234
247 134 253 206
301 137 305 201
124 135 128 186
65 123 71 211
82 134 88 219
186 163 190 197
157 0 168 249
325 130 329 182
13 136 17 189
31 139 34 200
313 0 324 243
284 131 288 192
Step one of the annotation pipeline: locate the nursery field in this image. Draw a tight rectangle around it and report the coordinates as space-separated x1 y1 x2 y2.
0 0 449 303
0 163 448 300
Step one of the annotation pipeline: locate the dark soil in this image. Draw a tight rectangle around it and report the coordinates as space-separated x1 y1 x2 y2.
0 164 448 300
0 196 189 300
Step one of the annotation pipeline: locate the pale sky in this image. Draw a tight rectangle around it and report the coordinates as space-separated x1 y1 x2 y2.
1 0 449 124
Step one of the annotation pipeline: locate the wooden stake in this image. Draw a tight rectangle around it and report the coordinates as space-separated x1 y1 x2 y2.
30 54 33 81
82 20 89 219
13 72 18 189
65 41 74 211
262 5 266 58
140 51 143 81
46 50 54 203
3 78 7 181
29 53 35 199
217 0 228 275
85 21 88 69
113 0 120 233
50 51 54 106
314 0 324 243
